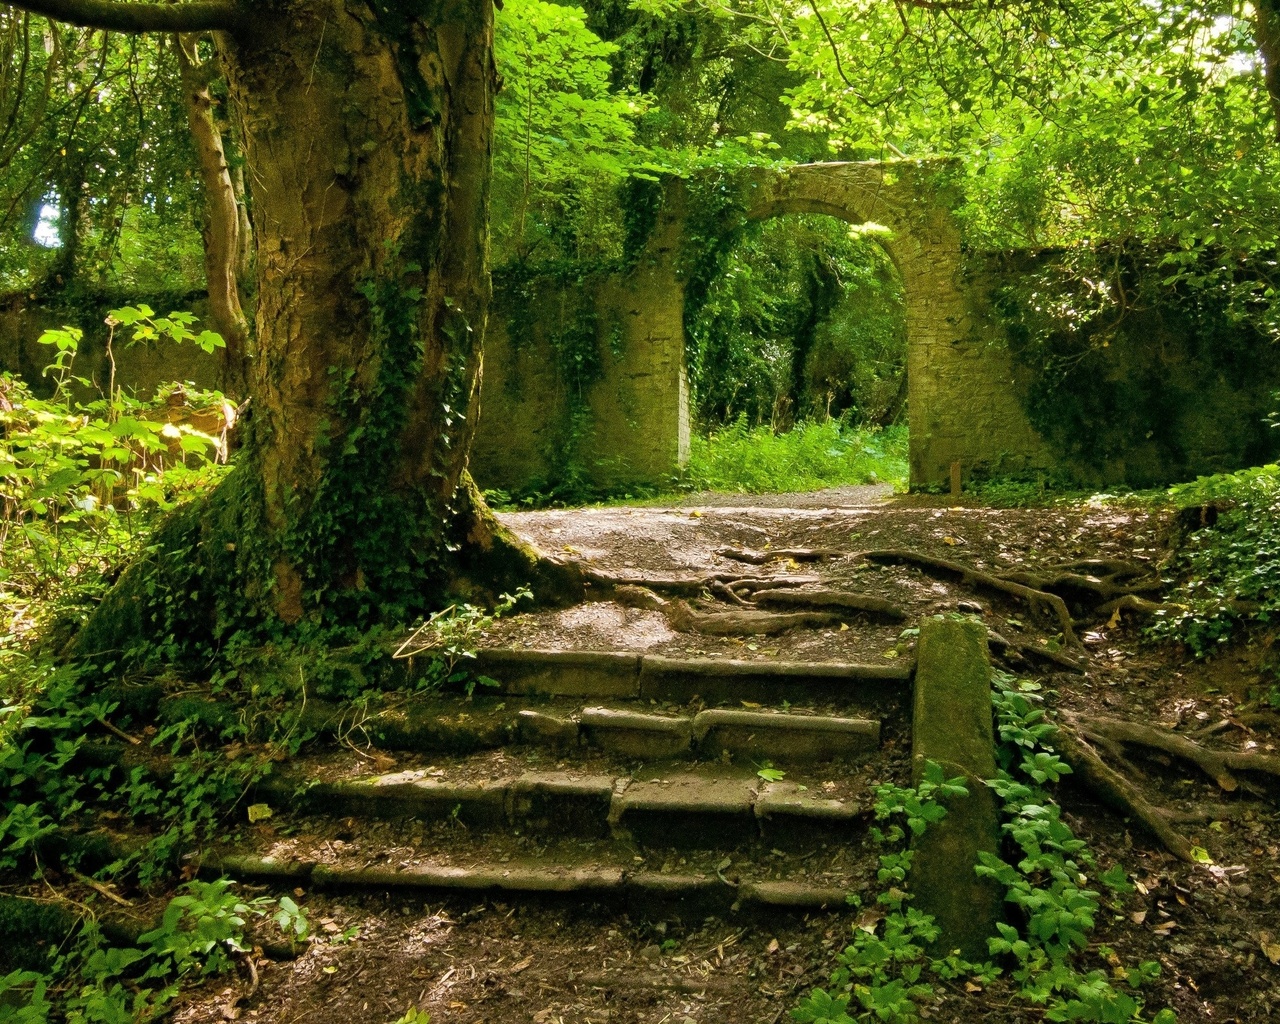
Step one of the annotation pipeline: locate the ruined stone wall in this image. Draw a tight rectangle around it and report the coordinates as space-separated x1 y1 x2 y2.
0 291 220 400
469 216 689 494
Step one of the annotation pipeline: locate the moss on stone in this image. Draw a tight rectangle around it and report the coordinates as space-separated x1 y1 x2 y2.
910 615 1004 960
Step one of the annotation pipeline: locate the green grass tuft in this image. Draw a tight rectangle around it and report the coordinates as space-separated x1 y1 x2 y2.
682 418 908 494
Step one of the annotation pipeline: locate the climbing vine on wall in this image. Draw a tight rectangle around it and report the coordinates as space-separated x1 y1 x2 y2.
996 244 1280 486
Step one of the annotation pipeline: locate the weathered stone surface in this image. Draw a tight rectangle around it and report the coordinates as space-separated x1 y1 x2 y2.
910 616 1003 960
516 709 581 746
693 709 880 761
474 648 641 697
639 655 911 704
509 772 615 836
754 782 863 826
739 880 851 909
611 774 759 847
580 707 693 758
295 773 512 826
312 863 626 893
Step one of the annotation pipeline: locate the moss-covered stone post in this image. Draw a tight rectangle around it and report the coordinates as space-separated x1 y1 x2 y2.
910 615 1003 959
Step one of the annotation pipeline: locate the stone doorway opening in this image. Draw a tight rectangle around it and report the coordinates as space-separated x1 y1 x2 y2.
686 212 908 477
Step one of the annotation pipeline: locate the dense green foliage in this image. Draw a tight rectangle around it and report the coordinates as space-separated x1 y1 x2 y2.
687 216 905 428
0 309 227 645
1156 463 1280 695
0 16 205 294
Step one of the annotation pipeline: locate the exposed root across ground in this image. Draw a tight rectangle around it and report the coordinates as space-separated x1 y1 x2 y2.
612 585 846 636
716 546 847 564
860 548 1082 646
1077 715 1280 792
583 569 819 598
1055 711 1280 862
1053 721 1200 863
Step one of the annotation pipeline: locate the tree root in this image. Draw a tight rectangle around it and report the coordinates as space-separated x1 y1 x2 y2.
987 631 1085 674
1003 570 1164 606
1049 559 1152 581
584 570 819 598
453 472 584 607
716 546 847 564
612 585 845 636
751 588 907 622
1053 721 1198 862
861 549 1081 647
1076 715 1280 793
1094 594 1185 620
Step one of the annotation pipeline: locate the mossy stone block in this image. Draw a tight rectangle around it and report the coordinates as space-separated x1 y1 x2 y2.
910 615 1003 960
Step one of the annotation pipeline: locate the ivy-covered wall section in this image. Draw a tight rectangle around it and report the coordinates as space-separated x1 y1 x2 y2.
468 207 689 498
993 249 1280 487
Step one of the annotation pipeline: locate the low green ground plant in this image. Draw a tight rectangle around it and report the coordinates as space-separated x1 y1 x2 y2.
0 877 306 1022
794 672 1173 1024
1 307 229 647
1154 464 1280 656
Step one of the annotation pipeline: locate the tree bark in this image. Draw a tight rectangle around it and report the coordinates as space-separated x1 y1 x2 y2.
174 32 250 394
1258 0 1280 143
219 0 496 625
69 0 509 659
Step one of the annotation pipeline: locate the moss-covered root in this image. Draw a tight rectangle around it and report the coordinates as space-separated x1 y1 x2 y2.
450 471 585 608
66 466 253 666
910 615 1004 960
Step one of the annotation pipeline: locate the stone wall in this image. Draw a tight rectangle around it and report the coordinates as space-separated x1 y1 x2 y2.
469 215 689 494
474 161 1062 493
742 161 1051 487
0 291 221 400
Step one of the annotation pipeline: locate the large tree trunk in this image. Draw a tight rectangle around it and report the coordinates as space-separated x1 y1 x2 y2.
224 0 496 625
72 0 566 660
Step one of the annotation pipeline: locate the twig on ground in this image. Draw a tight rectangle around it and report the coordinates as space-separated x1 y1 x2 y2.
69 869 134 907
96 717 142 746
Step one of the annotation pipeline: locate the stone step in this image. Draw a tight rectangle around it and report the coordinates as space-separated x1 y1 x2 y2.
206 844 856 920
289 690 892 761
530 706 881 762
257 765 868 849
399 648 913 704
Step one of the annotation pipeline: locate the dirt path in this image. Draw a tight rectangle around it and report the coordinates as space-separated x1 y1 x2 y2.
173 491 1280 1024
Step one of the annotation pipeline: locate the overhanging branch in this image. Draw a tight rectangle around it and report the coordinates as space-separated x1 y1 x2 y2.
4 0 242 34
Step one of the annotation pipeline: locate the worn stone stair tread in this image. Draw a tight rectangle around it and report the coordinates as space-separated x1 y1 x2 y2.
206 850 856 912
256 764 869 842
579 706 694 758
464 647 912 701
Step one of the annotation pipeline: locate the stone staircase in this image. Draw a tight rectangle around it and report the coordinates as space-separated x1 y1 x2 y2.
212 648 917 922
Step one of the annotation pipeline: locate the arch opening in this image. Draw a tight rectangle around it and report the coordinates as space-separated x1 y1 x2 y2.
684 211 910 490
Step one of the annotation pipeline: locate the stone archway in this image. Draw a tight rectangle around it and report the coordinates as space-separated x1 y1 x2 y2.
741 160 1047 487
469 159 1050 493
